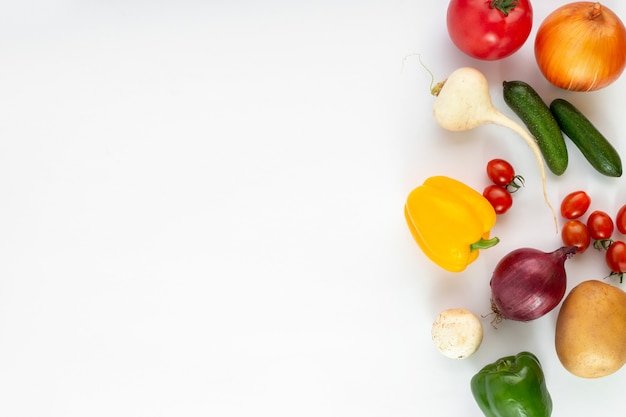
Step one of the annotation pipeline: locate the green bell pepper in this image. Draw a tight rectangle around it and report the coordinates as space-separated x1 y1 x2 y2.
470 351 552 417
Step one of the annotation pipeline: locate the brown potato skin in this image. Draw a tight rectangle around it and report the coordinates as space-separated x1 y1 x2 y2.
555 280 626 378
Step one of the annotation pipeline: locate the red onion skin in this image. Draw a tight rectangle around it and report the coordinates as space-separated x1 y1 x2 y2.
490 246 578 322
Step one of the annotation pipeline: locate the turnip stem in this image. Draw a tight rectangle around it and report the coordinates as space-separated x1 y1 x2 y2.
489 110 558 230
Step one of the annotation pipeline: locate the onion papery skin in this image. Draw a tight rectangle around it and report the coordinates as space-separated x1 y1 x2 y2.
534 2 626 92
490 246 578 322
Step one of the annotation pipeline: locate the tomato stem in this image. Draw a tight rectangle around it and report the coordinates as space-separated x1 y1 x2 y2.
506 175 525 193
609 271 624 284
593 239 614 251
490 0 519 16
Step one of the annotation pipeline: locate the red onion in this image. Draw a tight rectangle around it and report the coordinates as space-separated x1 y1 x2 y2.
490 246 577 322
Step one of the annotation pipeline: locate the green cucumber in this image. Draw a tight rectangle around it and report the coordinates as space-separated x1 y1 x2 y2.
550 98 622 177
503 80 568 176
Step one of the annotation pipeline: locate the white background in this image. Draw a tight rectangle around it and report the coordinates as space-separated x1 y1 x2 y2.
1 1 625 416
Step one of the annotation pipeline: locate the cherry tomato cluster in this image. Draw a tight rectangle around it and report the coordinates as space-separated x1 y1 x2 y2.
559 190 626 282
482 158 524 215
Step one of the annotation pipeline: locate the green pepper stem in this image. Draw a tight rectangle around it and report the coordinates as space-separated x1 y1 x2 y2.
495 358 516 372
490 0 519 16
470 236 500 252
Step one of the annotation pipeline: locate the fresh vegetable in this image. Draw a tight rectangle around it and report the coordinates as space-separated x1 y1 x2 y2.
555 280 626 378
404 175 499 272
561 220 591 253
431 67 557 225
482 185 513 214
486 158 522 188
490 246 577 322
550 98 622 177
606 240 626 281
560 190 591 219
503 80 568 176
535 2 626 91
446 0 533 60
471 351 553 417
617 204 626 234
587 210 614 240
431 308 483 359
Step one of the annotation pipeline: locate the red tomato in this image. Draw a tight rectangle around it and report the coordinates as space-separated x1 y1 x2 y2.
560 191 591 219
446 0 533 60
616 204 626 234
587 210 614 240
561 220 591 253
483 185 512 214
606 240 626 275
486 158 515 186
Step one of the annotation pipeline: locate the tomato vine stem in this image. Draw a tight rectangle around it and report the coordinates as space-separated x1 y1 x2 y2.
490 0 519 16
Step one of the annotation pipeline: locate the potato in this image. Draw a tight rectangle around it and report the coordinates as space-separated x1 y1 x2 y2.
555 279 626 378
431 308 483 359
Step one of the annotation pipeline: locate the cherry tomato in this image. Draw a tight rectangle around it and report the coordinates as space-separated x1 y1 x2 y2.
446 0 533 60
560 191 591 219
616 204 626 234
483 185 513 214
561 220 591 253
486 158 515 186
606 240 626 276
587 210 614 240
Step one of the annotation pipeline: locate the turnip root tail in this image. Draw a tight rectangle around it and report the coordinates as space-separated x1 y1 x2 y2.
489 111 558 229
432 67 557 230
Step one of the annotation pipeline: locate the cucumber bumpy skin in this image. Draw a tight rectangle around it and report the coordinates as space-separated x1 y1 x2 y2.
503 80 568 176
550 98 622 178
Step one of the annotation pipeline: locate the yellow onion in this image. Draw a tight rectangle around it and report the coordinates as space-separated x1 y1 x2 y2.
534 2 626 91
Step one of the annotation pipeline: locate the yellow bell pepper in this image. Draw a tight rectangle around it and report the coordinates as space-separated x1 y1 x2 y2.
404 175 499 272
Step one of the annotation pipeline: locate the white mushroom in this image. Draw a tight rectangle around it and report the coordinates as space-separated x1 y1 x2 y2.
431 308 483 359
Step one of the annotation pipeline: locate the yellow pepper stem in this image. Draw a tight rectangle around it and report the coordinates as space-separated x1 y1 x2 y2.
470 237 500 252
